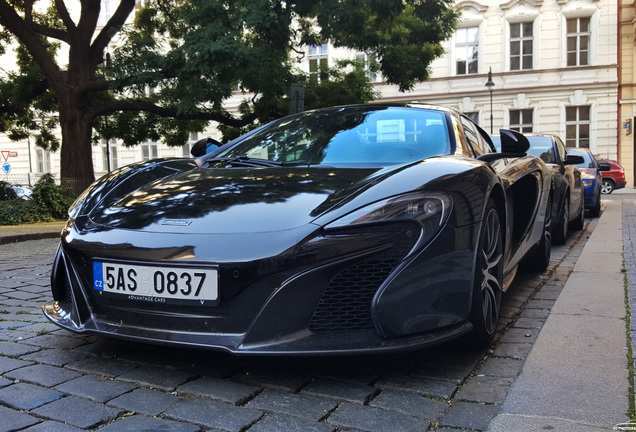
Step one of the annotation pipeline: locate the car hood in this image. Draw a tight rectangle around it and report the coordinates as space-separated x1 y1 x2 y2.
89 166 392 233
578 168 597 180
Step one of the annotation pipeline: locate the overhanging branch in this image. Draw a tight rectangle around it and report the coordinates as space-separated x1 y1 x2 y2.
54 0 77 33
92 100 258 128
90 0 136 67
0 1 62 88
29 23 70 43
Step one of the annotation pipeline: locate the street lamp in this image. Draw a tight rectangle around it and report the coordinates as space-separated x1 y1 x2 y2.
485 67 495 134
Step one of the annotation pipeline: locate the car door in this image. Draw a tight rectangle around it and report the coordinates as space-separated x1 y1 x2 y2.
554 136 583 221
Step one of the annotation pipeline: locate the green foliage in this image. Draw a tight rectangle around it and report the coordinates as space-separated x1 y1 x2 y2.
104 0 458 146
0 174 74 225
0 35 60 151
0 0 459 188
312 0 459 91
0 181 17 200
218 59 379 141
0 199 51 225
31 174 74 220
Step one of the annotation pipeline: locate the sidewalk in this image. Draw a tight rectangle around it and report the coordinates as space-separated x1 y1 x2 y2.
0 220 65 245
490 189 634 432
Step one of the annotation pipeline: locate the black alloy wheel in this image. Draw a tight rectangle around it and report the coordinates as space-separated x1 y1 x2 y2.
525 193 552 271
467 200 503 347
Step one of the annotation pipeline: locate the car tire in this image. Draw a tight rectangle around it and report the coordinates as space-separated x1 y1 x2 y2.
589 196 601 218
553 198 569 245
525 194 552 271
601 179 614 195
466 200 503 348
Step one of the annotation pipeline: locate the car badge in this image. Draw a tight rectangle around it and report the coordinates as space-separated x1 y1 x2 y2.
161 219 193 226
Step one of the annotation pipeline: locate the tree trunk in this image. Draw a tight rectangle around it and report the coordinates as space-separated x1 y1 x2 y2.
58 103 96 196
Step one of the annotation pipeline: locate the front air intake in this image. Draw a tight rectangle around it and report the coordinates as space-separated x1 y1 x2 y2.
309 224 418 332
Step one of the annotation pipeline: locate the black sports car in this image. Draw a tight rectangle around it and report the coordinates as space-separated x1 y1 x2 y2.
44 105 552 355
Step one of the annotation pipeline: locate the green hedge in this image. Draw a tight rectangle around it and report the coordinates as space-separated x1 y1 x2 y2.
0 175 76 225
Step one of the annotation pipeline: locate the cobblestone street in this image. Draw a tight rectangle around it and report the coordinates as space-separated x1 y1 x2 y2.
0 223 593 432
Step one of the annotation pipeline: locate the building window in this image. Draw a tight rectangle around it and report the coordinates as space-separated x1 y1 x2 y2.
566 106 590 148
141 142 158 161
510 22 533 70
102 0 111 23
101 142 118 171
510 109 533 133
456 27 479 75
111 146 119 169
35 148 51 173
567 17 590 67
355 53 379 82
182 144 191 157
309 44 329 83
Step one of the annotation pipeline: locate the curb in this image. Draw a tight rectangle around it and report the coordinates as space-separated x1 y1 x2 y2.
0 231 62 245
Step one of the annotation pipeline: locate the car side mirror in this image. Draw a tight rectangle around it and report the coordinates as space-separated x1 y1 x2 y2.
498 129 530 154
564 154 585 165
597 161 612 172
191 137 222 157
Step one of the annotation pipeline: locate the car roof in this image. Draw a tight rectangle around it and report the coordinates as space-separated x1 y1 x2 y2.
524 134 559 140
567 147 592 153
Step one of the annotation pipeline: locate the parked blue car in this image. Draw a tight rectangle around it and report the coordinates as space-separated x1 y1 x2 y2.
567 148 602 217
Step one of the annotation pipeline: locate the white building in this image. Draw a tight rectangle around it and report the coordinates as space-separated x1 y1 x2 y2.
373 0 618 160
0 0 621 186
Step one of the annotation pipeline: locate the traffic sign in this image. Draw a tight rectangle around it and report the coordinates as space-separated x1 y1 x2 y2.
2 163 10 174
1 151 17 161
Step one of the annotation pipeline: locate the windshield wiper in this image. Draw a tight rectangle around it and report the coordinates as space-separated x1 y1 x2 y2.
204 155 283 168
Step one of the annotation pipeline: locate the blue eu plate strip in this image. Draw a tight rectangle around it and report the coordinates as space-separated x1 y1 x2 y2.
93 262 104 291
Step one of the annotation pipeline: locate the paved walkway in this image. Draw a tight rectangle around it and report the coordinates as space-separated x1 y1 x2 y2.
490 190 634 431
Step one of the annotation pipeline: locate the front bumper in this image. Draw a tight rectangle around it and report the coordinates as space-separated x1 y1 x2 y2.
583 184 600 208
44 220 479 355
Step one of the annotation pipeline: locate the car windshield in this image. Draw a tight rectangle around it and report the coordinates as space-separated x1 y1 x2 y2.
526 136 557 163
568 149 595 169
217 106 451 166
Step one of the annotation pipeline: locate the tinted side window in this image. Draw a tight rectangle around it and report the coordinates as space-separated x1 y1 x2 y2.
460 117 492 156
554 136 567 163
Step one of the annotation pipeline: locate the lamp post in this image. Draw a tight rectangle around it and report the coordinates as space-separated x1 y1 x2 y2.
104 117 111 172
105 52 112 172
485 67 495 134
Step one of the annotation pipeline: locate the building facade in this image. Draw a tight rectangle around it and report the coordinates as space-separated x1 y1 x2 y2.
0 0 625 187
619 0 636 186
372 0 621 180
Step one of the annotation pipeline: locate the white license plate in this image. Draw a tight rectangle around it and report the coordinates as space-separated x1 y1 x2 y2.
93 261 218 303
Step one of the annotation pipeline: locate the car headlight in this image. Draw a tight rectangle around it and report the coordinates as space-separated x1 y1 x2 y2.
325 192 451 247
582 180 593 187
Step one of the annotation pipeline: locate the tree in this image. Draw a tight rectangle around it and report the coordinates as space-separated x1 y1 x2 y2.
0 0 459 193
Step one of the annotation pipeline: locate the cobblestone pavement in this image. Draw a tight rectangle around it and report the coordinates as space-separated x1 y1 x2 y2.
623 197 636 408
0 223 593 432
